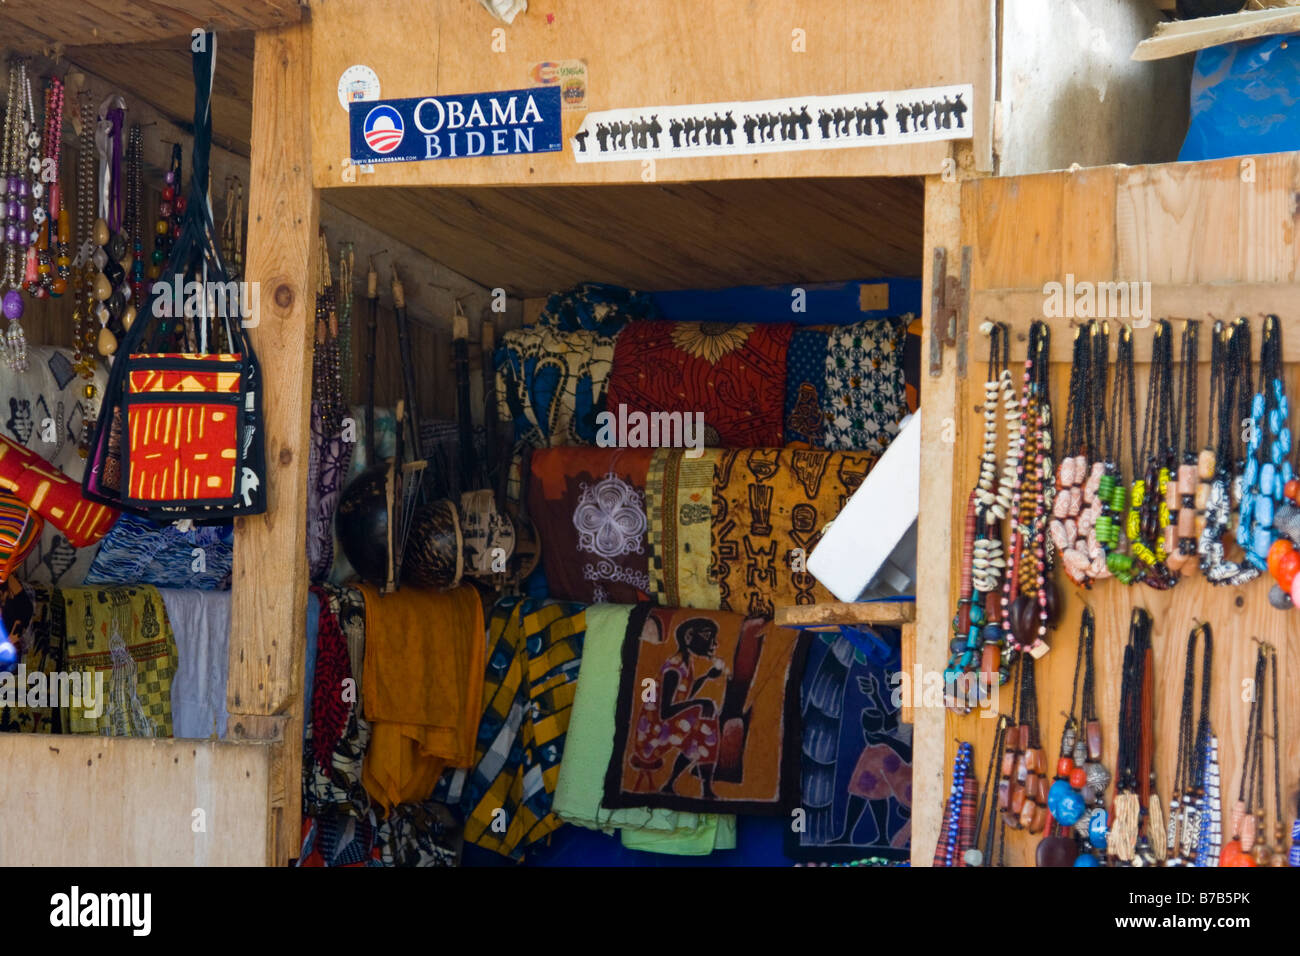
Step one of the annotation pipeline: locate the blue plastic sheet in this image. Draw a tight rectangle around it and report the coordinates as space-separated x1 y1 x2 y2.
1181 33 1300 161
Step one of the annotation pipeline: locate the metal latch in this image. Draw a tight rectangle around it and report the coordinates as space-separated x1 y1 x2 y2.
928 245 971 378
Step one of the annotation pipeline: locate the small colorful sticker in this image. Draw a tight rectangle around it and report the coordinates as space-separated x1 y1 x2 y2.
530 59 588 111
338 64 381 112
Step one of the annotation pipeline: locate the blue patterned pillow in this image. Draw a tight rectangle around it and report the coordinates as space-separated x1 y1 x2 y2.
84 514 233 590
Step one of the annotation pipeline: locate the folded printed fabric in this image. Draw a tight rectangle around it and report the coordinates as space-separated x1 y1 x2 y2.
528 446 653 604
496 326 616 448
712 447 876 617
462 596 585 860
606 321 793 448
297 813 383 867
553 603 736 854
359 583 485 811
84 512 233 589
788 630 912 862
159 589 230 739
603 605 808 815
647 448 721 609
535 282 660 335
60 584 177 736
783 326 831 446
822 317 908 454
2 347 110 586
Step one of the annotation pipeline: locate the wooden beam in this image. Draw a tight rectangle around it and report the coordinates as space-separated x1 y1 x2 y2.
773 601 915 629
1133 6 1300 60
912 174 963 866
227 19 318 867
0 1 303 52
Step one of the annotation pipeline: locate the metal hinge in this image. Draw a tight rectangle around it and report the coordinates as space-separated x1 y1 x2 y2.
928 245 971 378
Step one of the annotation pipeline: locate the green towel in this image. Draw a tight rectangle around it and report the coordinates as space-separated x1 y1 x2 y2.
553 603 735 855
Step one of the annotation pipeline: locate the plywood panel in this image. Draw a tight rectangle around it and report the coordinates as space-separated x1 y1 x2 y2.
309 0 993 187
322 176 924 297
0 1 300 50
942 152 1300 867
0 736 272 866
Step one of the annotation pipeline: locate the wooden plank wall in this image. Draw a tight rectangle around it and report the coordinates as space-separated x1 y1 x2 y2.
0 736 273 866
940 154 1300 866
309 0 994 188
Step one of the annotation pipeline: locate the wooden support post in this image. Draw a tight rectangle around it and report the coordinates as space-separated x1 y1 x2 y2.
227 20 318 867
912 174 964 866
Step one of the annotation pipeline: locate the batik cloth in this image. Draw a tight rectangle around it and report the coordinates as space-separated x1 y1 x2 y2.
297 812 384 867
307 399 355 582
309 584 352 768
604 605 807 815
377 800 463 866
495 326 616 448
606 321 793 448
462 596 585 860
711 448 876 617
60 584 177 737
159 589 230 739
535 282 660 335
788 630 912 862
1 346 110 586
553 603 737 853
822 318 907 454
646 448 721 609
0 583 64 734
84 513 234 590
303 585 372 818
783 326 831 446
528 446 653 604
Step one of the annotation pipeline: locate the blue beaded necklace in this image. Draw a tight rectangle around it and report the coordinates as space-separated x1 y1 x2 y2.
1240 315 1290 569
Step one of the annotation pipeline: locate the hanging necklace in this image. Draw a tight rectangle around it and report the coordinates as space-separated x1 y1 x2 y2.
949 323 1011 701
1051 323 1095 586
1241 315 1289 574
998 655 1047 834
1109 607 1155 864
27 74 64 300
1002 321 1057 658
935 742 975 867
1128 319 1176 588
968 713 1008 867
72 93 98 377
1222 645 1267 866
1201 319 1260 585
150 142 184 282
0 59 37 372
1100 325 1137 581
1166 622 1212 864
123 122 143 328
1166 321 1199 576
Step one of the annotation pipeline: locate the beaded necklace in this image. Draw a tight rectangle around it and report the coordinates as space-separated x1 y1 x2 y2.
1129 319 1176 588
948 324 1011 700
1240 316 1289 573
71 94 98 377
1166 321 1200 576
1100 325 1137 581
150 142 184 282
935 742 974 867
123 123 143 325
1109 607 1154 864
1166 622 1212 865
1200 319 1260 585
1001 321 1056 657
998 655 1047 834
27 75 64 300
1052 323 1095 587
312 233 344 434
1222 646 1268 866
0 60 37 372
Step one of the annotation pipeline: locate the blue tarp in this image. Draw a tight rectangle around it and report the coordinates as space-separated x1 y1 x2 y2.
1181 33 1300 161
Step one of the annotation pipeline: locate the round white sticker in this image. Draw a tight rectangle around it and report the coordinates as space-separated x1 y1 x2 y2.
338 65 381 111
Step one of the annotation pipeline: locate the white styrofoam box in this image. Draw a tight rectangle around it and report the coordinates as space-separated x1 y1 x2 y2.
808 410 920 602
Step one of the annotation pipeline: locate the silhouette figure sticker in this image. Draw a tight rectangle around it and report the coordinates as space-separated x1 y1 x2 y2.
570 84 973 161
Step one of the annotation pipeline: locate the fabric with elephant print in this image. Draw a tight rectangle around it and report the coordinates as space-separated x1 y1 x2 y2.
711 448 876 617
570 84 973 162
603 604 807 814
788 630 912 862
0 347 111 586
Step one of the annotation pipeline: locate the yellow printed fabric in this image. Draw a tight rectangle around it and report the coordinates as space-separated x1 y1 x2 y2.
648 448 722 609
462 596 585 860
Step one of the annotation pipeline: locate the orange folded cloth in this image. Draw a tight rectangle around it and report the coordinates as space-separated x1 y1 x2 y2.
358 583 485 811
